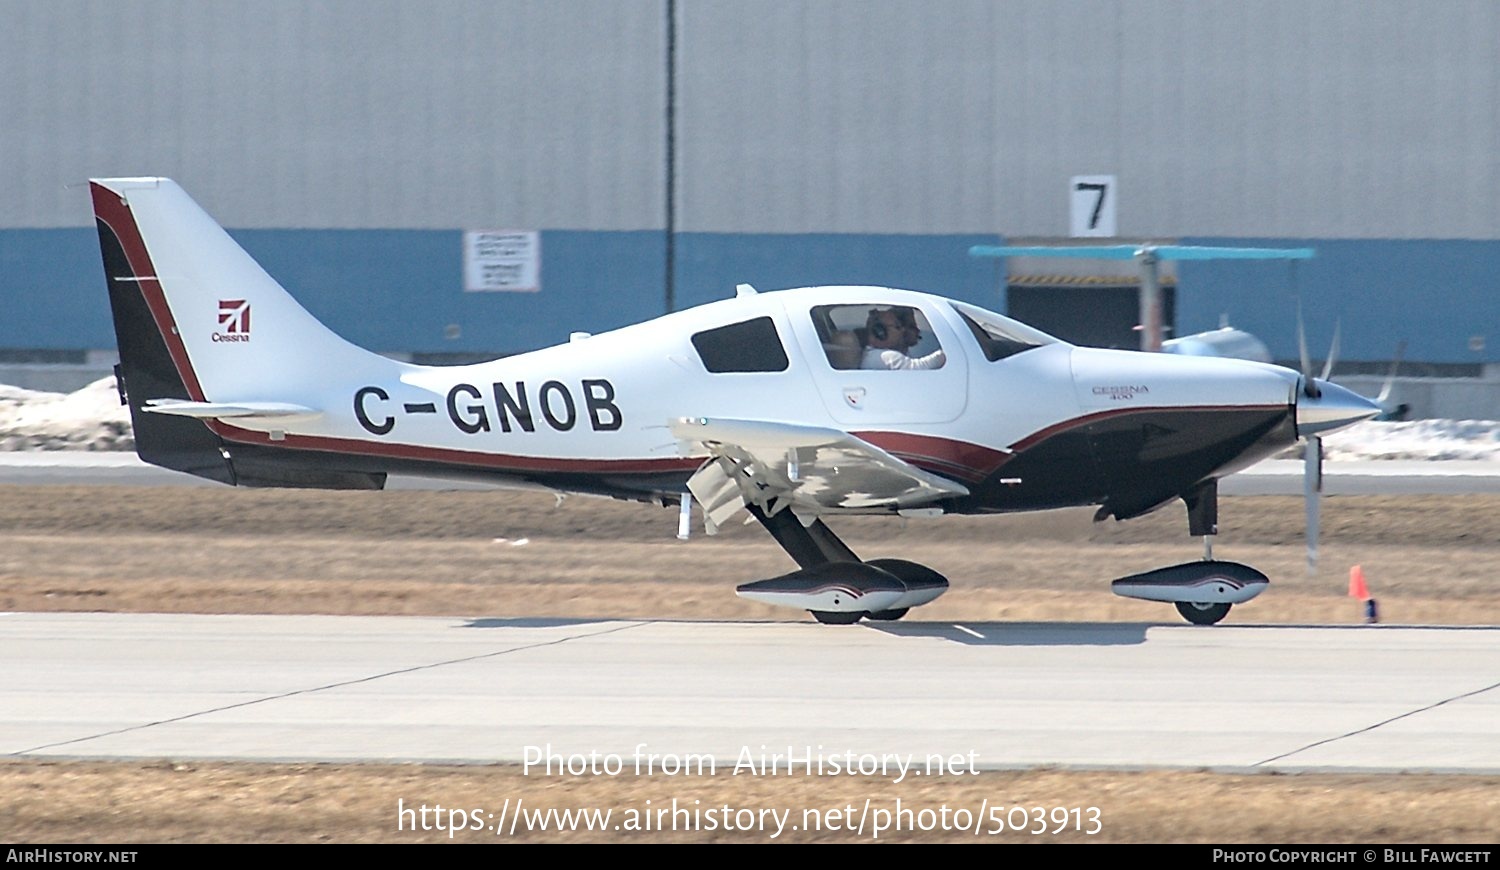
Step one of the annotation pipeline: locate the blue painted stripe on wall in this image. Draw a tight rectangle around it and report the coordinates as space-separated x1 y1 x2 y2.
1 228 1491 363
0 229 111 348
0 228 1004 356
234 229 669 353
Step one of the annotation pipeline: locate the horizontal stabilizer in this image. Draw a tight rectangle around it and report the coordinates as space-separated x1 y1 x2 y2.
142 399 321 421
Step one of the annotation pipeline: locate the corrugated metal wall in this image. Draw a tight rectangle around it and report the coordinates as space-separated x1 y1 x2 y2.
1 0 665 230
4 0 1497 238
678 0 1500 237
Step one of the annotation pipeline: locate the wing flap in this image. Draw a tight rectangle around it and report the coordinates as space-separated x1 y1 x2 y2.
685 459 750 535
672 416 968 529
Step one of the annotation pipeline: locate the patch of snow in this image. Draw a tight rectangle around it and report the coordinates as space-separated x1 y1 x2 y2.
1318 419 1500 462
0 378 133 451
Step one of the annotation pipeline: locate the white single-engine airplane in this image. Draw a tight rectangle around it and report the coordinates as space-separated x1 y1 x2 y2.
89 178 1379 625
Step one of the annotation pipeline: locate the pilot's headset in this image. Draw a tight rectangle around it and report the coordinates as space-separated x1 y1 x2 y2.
867 309 894 342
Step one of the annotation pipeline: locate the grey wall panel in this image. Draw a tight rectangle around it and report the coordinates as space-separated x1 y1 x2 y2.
675 0 1500 238
676 0 1023 234
5 1 1500 238
1 0 664 229
1145 0 1500 239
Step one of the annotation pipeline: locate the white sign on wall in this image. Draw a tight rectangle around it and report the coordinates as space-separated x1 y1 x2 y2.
1069 175 1116 237
464 230 540 292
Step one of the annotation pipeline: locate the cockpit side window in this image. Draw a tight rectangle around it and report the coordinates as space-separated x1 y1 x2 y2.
690 316 789 373
950 301 1054 362
811 304 946 370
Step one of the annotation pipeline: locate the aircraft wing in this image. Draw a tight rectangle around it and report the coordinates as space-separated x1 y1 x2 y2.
670 416 969 533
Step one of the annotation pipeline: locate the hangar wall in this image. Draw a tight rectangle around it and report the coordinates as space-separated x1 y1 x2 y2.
677 0 1500 238
1 0 1496 368
0 0 665 230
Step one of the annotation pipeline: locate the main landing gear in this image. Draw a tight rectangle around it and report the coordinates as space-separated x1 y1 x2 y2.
734 506 949 624
1108 480 1270 625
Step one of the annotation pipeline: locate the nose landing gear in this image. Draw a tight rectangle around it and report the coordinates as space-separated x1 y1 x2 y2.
1110 480 1269 625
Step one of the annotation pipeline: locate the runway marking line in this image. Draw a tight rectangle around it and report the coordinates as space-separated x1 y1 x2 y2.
1256 678 1500 767
7 619 650 757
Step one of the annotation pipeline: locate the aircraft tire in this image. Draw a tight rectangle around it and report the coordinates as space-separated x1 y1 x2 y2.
810 610 865 625
1175 601 1231 625
866 608 910 621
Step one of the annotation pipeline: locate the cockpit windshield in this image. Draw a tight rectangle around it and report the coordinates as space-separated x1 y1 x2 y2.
949 301 1057 362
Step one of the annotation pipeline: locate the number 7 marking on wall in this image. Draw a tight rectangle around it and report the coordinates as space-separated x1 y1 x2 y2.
1075 183 1108 229
1069 175 1117 237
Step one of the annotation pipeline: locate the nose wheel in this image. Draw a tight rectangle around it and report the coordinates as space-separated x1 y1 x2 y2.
1175 601 1231 626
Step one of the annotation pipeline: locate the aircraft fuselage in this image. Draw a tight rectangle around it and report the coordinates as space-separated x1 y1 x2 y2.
203 286 1302 522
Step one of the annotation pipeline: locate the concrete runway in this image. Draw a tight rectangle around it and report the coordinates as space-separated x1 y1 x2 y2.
3 612 1496 773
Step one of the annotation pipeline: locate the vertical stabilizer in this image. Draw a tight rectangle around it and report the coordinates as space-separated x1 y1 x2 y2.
90 177 402 485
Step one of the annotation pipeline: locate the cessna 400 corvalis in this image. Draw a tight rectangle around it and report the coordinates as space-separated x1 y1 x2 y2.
89 177 1379 625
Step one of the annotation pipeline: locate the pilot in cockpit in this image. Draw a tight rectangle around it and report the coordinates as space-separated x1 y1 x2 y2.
861 307 946 370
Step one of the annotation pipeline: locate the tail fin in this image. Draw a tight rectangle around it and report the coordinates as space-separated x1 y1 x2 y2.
90 177 397 487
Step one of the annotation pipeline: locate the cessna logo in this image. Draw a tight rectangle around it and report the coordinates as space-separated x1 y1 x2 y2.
1092 384 1148 400
214 299 251 342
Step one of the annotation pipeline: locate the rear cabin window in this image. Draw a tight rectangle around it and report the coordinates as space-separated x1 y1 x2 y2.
691 317 789 373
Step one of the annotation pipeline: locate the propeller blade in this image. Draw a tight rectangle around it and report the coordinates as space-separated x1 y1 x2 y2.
1320 320 1341 381
1378 340 1408 404
1296 302 1320 398
1304 435 1323 574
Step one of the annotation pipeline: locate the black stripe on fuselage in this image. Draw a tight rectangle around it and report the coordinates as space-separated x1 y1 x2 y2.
956 404 1296 518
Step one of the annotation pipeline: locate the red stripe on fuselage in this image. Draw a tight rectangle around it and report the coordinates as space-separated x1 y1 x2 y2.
221 405 1287 481
213 422 705 475
855 430 1010 483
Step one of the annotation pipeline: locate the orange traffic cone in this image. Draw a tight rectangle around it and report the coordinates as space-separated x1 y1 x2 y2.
1348 565 1370 600
1350 565 1379 624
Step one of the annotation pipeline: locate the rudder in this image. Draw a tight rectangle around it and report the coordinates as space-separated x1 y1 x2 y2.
93 180 234 483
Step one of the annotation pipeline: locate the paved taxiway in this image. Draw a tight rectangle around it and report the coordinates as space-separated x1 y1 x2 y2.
3 612 1496 773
